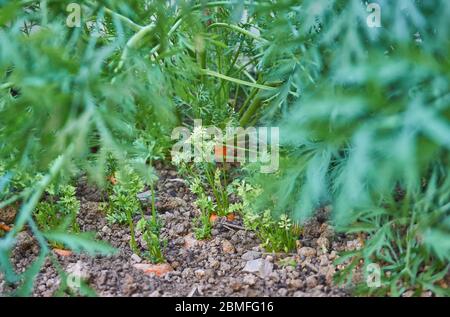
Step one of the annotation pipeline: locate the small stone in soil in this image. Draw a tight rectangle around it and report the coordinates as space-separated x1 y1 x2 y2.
243 274 257 286
306 276 318 288
242 251 262 261
222 240 235 254
317 237 330 252
278 288 288 296
133 263 173 277
66 261 90 281
207 259 219 269
131 254 142 263
195 269 205 279
298 247 316 258
329 250 337 260
137 190 154 203
230 279 242 291
319 255 329 266
288 279 304 289
242 258 273 278
101 225 111 234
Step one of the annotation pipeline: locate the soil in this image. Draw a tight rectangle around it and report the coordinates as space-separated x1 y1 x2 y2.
0 165 359 297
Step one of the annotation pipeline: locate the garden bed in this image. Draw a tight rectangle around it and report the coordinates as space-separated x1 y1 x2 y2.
1 166 360 297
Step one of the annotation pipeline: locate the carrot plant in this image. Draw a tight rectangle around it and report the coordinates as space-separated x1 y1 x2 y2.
136 181 166 263
35 185 80 234
233 178 300 253
192 192 214 240
106 165 144 225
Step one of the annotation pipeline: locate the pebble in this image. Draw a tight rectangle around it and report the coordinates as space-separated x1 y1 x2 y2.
319 223 334 239
209 259 220 269
325 266 336 286
230 279 242 291
306 276 318 288
289 279 304 289
174 223 186 235
298 247 316 258
15 231 34 250
278 288 288 296
195 269 206 279
421 291 433 297
319 255 329 266
317 237 330 251
181 268 193 278
222 240 235 254
402 290 414 297
329 250 337 260
241 251 262 261
346 239 362 251
171 261 180 269
220 262 231 271
46 278 56 288
242 259 273 278
101 225 111 235
67 261 90 281
136 190 153 203
243 274 257 286
269 271 280 282
204 269 214 279
98 270 108 285
211 229 220 236
0 205 17 224
38 284 46 292
131 254 142 263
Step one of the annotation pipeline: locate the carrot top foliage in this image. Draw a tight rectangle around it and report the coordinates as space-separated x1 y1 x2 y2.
0 0 449 296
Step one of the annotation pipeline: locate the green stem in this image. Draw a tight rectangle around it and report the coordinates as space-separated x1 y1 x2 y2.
0 82 13 90
115 23 157 73
101 7 143 31
85 1 143 31
233 85 241 111
220 168 229 213
205 168 223 213
215 41 243 107
150 182 157 226
227 41 243 76
126 208 139 255
231 52 264 77
200 69 275 91
239 94 262 127
238 87 259 116
115 1 267 72
208 23 268 44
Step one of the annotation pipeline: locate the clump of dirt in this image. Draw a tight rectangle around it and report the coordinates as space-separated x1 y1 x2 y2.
0 205 18 224
1 167 356 297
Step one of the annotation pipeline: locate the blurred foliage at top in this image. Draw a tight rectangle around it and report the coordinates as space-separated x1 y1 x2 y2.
0 0 449 296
